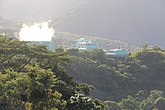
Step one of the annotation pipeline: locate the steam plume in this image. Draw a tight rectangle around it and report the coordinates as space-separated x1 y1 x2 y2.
19 21 54 41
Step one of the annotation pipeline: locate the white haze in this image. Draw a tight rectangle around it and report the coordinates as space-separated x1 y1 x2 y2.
19 21 54 41
0 0 90 21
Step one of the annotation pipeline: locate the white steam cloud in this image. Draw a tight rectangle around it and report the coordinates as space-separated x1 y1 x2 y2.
19 21 55 41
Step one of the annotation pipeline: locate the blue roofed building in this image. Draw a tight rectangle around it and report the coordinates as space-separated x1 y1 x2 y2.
75 38 99 50
105 49 129 57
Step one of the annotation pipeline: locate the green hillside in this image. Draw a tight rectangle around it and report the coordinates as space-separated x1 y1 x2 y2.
0 35 105 110
66 48 165 100
1 35 165 110
65 47 165 109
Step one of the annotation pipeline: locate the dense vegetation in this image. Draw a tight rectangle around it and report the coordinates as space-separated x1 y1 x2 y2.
0 36 105 110
66 47 165 109
1 35 165 110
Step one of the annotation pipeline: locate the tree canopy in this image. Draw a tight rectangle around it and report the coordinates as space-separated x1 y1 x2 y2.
0 35 105 110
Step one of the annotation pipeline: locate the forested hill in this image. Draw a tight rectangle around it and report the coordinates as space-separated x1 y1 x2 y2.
66 47 165 109
1 35 165 110
66 47 165 100
0 35 105 110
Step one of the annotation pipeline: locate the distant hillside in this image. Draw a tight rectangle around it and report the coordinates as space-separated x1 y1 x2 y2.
53 32 128 50
1 0 165 47
55 0 165 47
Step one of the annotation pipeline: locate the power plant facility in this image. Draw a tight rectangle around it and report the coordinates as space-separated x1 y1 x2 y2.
75 38 99 50
18 21 55 51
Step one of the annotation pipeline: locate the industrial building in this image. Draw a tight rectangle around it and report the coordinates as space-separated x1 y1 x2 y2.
75 38 99 50
105 49 129 57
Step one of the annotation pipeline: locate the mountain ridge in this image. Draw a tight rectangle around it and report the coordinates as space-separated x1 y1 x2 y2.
0 0 165 47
